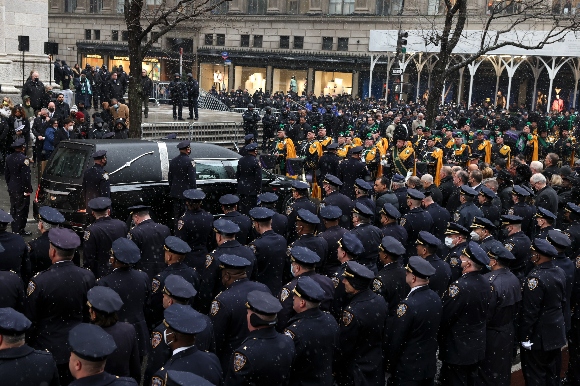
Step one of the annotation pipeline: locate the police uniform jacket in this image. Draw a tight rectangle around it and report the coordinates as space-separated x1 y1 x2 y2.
0 270 25 311
271 212 288 239
149 262 200 327
283 308 339 386
5 151 32 194
565 221 580 259
221 211 252 246
334 288 388 386
28 232 51 276
129 219 171 279
209 278 270 369
425 203 451 242
503 231 531 281
402 208 434 255
425 255 452 297
291 234 329 269
355 196 376 222
318 225 348 276
286 197 317 243
175 208 214 273
322 191 354 230
375 191 399 226
0 344 59 386
250 230 287 295
445 242 466 283
509 202 536 237
83 216 128 278
144 315 216 384
519 261 567 351
534 225 553 240
438 271 491 365
454 202 483 230
372 262 410 321
82 164 110 206
0 231 29 279
484 267 521 330
535 185 559 216
25 260 96 364
98 267 151 357
236 154 262 195
318 152 340 178
387 286 442 382
104 322 141 383
481 202 501 227
337 157 370 200
553 252 575 332
394 188 410 215
151 346 223 386
225 327 295 386
380 223 408 245
277 271 335 331
349 223 383 273
330 264 348 321
168 153 196 199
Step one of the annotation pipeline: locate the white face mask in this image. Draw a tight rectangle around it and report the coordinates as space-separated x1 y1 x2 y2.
445 237 454 248
163 329 174 346
290 263 297 277
469 231 480 241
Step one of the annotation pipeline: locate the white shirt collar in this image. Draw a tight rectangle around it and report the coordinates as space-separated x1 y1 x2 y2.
408 284 427 295
173 345 194 356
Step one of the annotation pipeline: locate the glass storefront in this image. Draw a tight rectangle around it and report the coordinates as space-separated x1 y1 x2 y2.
81 54 161 80
314 71 353 96
235 66 266 94
142 59 161 81
272 69 307 94
109 55 130 72
200 63 229 91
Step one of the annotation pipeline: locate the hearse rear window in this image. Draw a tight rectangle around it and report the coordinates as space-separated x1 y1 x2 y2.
45 147 89 179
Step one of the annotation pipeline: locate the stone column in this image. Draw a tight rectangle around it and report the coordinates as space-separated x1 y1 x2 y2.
307 68 314 93
228 64 235 91
352 70 359 97
266 65 273 92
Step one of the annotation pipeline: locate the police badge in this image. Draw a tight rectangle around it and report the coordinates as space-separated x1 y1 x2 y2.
342 311 353 326
151 332 162 348
504 243 514 251
448 284 460 298
331 276 339 288
454 212 460 222
527 277 538 290
450 257 460 267
400 218 406 226
576 256 580 269
151 377 163 386
280 288 290 302
234 353 247 372
286 205 293 216
24 159 29 166
210 300 220 316
152 278 160 293
372 278 383 292
177 220 184 231
396 304 407 317
205 255 213 269
83 230 91 241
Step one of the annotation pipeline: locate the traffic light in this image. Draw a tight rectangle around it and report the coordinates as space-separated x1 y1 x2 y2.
397 31 408 55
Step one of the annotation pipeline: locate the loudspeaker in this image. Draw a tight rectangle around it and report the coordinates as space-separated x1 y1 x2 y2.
18 36 29 52
44 42 59 55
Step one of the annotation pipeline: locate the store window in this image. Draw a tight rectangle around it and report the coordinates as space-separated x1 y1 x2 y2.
200 63 229 91
112 30 119 41
314 71 353 96
329 0 354 14
205 34 214 45
241 35 250 47
294 36 304 49
83 54 103 69
142 59 161 81
217 34 225 45
234 66 266 94
254 35 263 48
273 69 307 94
322 37 333 50
280 36 290 49
85 29 92 40
337 37 349 51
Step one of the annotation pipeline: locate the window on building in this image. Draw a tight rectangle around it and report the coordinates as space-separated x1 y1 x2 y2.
121 31 129 41
247 0 267 14
337 37 349 51
168 38 194 53
241 35 250 47
253 35 263 48
211 0 229 14
216 34 225 45
85 30 92 40
294 36 304 49
64 0 77 12
329 0 354 14
117 0 124 13
376 0 389 15
205 34 214 45
280 36 290 49
94 30 101 40
89 0 103 13
322 37 333 50
112 30 119 41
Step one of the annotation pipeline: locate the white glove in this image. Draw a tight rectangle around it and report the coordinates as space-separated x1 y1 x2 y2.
522 341 533 350
406 170 413 179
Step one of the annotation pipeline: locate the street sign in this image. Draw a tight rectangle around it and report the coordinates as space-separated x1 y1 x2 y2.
391 68 403 76
224 59 232 65
221 51 228 59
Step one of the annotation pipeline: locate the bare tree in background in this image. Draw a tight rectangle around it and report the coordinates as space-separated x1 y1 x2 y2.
123 0 229 137
414 0 580 127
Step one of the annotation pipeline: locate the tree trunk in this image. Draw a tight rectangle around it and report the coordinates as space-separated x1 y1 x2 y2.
126 0 145 138
425 54 449 128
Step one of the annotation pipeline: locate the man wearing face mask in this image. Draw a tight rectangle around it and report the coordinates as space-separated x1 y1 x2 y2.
443 223 470 282
470 216 503 253
438 241 491 386
21 71 45 111
533 207 556 239
82 150 110 210
500 215 531 285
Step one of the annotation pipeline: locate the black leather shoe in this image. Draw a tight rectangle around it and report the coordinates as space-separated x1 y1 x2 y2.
177 117 185 121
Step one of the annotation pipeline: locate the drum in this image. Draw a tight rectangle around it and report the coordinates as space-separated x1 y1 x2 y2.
259 154 278 169
286 158 305 176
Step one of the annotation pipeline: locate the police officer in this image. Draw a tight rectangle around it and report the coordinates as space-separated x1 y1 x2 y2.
83 197 128 278
258 192 288 238
443 223 470 282
318 142 340 180
5 138 31 235
334 261 388 386
248 207 287 295
185 73 199 120
82 149 110 210
415 231 452 297
290 209 329 269
242 103 260 141
349 203 383 274
144 275 215 385
564 203 580 258
477 244 521 386
25 228 96 385
547 230 574 335
236 142 262 215
150 304 223 386
168 141 196 228
336 146 370 200
0 210 29 281
175 189 214 272
278 246 334 331
284 276 339 386
520 238 567 386
478 186 500 227
354 178 376 220
127 205 171 280
329 233 364 321
68 323 138 385
402 189 434 257
470 216 503 253
149 236 199 327
391 174 409 215
97 238 150 360
219 194 252 245
28 206 65 276
0 247 25 312
166 371 214 386
86 286 141 383
508 185 536 238
318 205 348 277
422 190 451 243
501 214 531 284
225 291 295 386
261 106 277 151
209 254 270 369
0 307 59 385
321 174 353 230
386 256 442 386
534 207 556 240
286 180 317 243
453 185 483 230
378 203 408 245
169 73 185 120
438 242 490 385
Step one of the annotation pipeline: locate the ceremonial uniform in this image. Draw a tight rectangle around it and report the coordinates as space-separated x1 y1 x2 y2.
236 146 262 215
175 207 214 273
480 202 501 227
5 145 32 234
372 262 409 323
0 344 60 386
503 231 532 283
322 189 354 230
318 223 348 276
286 196 317 243
336 153 370 200
391 143 415 177
509 202 536 237
380 222 408 245
221 211 253 246
151 346 223 386
425 254 452 297
83 216 128 278
103 322 141 382
445 241 467 283
0 270 25 311
128 218 171 279
249 229 287 295
27 231 51 276
402 207 434 256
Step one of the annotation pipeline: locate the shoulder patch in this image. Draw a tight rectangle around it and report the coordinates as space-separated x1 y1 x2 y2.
372 278 383 292
191 160 196 168
151 376 163 386
127 232 132 240
507 208 514 215
103 173 109 180
504 243 514 251
234 352 247 372
249 244 256 254
332 275 340 288
205 254 213 269
284 329 295 340
83 230 90 241
527 277 539 291
342 310 354 326
450 257 460 267
151 332 162 349
448 284 460 298
286 205 293 216
453 212 460 222
400 217 406 226
280 287 290 302
152 278 161 293
177 220 184 231
396 304 407 317
210 300 220 316
24 159 29 166
576 256 580 269
27 281 36 296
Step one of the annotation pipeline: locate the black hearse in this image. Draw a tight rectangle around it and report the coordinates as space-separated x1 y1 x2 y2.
33 139 292 232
